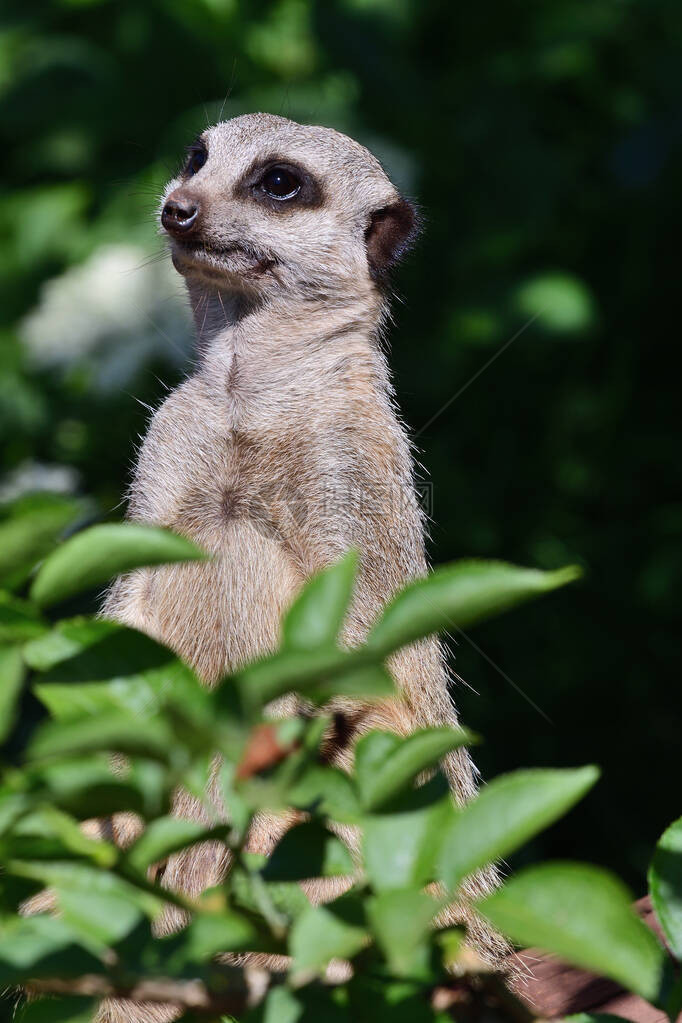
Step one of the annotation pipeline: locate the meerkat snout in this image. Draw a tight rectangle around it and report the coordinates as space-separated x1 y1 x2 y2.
161 192 200 236
159 112 420 294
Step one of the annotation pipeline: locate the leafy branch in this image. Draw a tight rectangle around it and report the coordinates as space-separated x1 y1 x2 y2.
0 500 679 1022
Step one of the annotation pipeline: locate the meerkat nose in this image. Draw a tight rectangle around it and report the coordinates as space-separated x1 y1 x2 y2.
162 191 200 236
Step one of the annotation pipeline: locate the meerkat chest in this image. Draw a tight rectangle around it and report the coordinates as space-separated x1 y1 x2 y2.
135 368 359 559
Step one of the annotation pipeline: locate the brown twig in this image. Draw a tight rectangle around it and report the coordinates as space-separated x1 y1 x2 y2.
28 966 273 1016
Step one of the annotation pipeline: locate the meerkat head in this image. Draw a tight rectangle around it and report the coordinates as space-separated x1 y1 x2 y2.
160 113 419 305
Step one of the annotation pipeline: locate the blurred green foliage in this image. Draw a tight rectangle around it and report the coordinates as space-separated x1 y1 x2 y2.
3 517 678 1022
0 0 680 889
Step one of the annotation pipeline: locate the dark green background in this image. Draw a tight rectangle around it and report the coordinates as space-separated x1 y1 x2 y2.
1 0 680 890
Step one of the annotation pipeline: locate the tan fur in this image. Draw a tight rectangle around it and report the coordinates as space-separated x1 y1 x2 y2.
95 114 503 1021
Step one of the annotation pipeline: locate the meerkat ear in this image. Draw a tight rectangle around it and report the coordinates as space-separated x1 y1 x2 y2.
365 198 421 277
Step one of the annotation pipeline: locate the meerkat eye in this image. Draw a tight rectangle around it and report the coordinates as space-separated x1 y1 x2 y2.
186 144 207 177
261 166 301 200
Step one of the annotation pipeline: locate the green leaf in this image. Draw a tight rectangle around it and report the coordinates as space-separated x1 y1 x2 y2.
248 985 351 1023
346 973 443 1023
7 860 162 924
282 551 357 651
58 887 142 948
124 816 227 873
23 617 120 672
0 592 47 643
290 894 368 972
563 1016 636 1023
28 711 175 763
237 645 390 710
363 777 454 891
30 523 207 607
230 864 311 925
663 974 682 1022
7 805 117 867
237 647 353 709
263 821 355 882
355 731 401 794
0 914 103 985
308 662 395 704
367 560 581 656
253 986 304 1023
0 790 32 837
0 644 25 742
357 727 474 811
31 623 208 724
367 889 438 977
288 765 362 823
0 494 82 588
437 766 599 889
16 996 98 1022
35 756 170 821
479 862 665 1001
649 816 682 960
34 622 175 685
171 909 262 961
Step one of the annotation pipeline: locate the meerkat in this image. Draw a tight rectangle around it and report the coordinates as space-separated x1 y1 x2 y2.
98 113 502 1021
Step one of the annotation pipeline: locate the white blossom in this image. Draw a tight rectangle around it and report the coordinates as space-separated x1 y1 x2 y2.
0 461 80 503
20 244 192 391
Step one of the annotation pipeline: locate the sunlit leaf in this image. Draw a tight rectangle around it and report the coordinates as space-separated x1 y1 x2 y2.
0 644 25 742
30 523 207 606
28 711 175 763
237 647 352 709
363 777 454 891
253 986 304 1023
354 731 401 795
357 727 474 810
0 914 103 985
367 889 438 977
23 617 120 672
290 894 368 972
10 858 160 908
437 766 599 889
288 765 362 823
171 909 263 961
563 1016 637 1023
124 816 228 874
230 864 311 924
282 551 357 651
0 494 82 589
367 560 581 656
649 815 682 960
31 624 209 725
479 862 665 1001
308 662 395 704
8 805 116 867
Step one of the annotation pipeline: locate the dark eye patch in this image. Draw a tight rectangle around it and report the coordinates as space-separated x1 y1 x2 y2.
235 156 323 211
